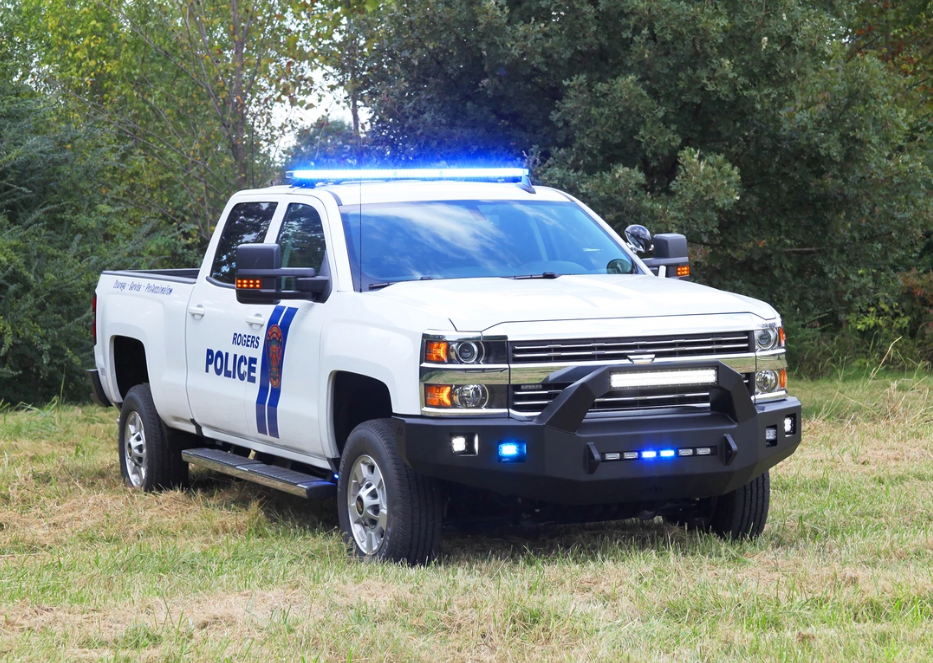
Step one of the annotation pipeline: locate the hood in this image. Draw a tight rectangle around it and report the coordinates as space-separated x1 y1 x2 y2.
374 274 777 332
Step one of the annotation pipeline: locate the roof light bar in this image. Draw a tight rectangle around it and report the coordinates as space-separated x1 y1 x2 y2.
287 167 529 184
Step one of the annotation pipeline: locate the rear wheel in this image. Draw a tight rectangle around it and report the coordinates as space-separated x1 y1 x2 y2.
337 419 442 564
118 384 189 491
666 471 770 539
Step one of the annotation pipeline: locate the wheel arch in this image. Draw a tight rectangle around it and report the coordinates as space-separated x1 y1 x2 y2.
329 371 393 457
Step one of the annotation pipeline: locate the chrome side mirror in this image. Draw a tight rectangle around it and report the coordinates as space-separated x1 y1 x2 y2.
624 225 653 254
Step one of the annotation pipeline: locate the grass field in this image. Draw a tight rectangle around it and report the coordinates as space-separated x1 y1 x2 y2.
1 373 932 661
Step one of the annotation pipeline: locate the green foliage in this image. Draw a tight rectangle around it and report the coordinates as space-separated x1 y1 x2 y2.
20 0 339 239
0 76 175 403
285 117 362 169
359 0 933 370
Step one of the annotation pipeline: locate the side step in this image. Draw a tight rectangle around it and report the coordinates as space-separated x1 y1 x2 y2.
182 448 337 499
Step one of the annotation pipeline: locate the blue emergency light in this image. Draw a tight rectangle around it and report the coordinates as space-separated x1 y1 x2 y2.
287 167 529 185
498 441 527 463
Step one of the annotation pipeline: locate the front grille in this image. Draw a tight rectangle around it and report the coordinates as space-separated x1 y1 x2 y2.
511 374 754 415
509 331 753 364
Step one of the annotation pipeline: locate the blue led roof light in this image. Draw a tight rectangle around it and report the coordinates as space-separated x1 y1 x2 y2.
286 167 529 185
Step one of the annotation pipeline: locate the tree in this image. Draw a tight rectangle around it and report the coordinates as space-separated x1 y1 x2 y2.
285 116 362 169
22 0 340 239
357 0 933 346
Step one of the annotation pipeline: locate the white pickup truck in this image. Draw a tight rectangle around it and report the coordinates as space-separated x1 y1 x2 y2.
89 168 800 564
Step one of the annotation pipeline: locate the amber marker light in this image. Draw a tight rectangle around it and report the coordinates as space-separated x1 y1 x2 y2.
778 327 786 347
779 369 787 390
676 265 690 277
425 341 448 363
236 278 262 289
425 385 453 407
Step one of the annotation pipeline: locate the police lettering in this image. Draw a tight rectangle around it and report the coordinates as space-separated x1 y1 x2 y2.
205 349 257 383
231 332 261 349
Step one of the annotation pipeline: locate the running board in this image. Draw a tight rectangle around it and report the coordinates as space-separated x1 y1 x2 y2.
182 448 337 499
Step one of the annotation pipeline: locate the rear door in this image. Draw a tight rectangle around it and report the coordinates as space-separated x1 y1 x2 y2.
185 198 281 437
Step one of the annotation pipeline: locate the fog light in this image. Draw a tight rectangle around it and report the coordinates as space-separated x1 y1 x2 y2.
696 447 712 456
498 441 526 463
450 434 477 455
766 425 778 447
784 415 796 435
678 448 694 456
452 384 489 408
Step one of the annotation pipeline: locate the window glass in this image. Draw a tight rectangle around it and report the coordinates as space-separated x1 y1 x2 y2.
340 200 636 290
278 203 327 272
210 202 277 284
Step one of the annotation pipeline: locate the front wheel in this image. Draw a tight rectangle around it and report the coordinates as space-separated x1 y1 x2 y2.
118 384 189 491
666 471 770 539
337 419 442 564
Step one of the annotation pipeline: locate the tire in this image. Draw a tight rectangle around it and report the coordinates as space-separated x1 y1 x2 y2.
118 384 189 491
665 471 770 539
337 419 442 565
708 471 770 539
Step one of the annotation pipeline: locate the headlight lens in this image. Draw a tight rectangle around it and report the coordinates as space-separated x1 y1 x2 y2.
452 341 482 364
452 384 488 408
755 328 780 351
755 369 787 394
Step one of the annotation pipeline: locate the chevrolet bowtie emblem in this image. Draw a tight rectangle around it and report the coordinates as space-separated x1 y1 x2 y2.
629 354 656 365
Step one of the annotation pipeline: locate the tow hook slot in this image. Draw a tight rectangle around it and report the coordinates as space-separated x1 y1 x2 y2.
723 434 738 466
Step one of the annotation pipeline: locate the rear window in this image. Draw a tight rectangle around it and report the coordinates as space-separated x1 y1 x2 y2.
210 202 277 284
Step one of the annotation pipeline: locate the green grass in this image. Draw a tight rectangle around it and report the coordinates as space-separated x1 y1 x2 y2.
2 374 933 661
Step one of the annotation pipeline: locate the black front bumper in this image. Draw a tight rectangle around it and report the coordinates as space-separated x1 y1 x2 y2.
394 362 801 506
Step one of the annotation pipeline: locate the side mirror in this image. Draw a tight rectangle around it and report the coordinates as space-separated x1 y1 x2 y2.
641 233 690 279
624 225 653 254
235 243 330 304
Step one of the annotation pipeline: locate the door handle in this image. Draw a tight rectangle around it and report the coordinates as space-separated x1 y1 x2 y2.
245 314 265 327
188 305 205 318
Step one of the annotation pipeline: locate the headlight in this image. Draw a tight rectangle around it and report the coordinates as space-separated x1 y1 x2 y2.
755 327 783 351
423 337 507 364
755 369 787 394
424 384 508 410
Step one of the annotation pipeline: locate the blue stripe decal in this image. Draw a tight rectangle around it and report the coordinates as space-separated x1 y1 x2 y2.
255 305 285 435
266 306 298 438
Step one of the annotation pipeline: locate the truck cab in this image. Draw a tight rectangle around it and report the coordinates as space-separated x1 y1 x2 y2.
89 168 801 564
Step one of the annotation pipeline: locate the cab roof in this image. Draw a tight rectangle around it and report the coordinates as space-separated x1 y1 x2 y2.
239 180 571 207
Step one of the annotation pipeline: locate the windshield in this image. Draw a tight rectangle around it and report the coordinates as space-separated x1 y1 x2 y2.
340 200 638 290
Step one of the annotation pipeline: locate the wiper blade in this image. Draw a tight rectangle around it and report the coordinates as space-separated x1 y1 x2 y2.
368 281 396 290
512 272 560 280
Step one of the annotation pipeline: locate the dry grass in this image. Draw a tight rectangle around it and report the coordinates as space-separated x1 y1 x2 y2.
1 373 932 661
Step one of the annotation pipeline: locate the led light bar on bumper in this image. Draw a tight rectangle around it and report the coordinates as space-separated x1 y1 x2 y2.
610 368 718 390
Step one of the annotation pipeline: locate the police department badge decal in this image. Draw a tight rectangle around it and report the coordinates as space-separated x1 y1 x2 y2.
266 324 284 388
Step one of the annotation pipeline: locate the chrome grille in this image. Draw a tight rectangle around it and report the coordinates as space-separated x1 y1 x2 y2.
509 332 753 364
511 374 754 415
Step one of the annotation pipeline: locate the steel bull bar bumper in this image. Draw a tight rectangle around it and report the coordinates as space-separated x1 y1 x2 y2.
393 362 801 506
